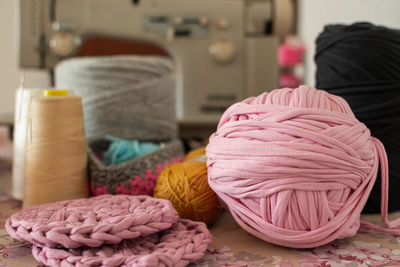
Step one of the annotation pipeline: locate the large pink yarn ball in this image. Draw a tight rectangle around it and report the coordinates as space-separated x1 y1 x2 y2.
206 86 382 248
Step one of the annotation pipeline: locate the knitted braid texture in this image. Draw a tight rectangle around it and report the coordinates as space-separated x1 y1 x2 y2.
32 219 212 267
6 195 179 249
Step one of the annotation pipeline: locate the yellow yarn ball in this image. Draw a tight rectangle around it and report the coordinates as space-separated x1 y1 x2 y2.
154 150 220 225
185 147 206 160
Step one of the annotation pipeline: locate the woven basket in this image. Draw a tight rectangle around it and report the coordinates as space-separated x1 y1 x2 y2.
89 139 184 196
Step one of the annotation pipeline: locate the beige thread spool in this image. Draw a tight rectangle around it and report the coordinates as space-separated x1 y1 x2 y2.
23 91 89 208
13 88 75 200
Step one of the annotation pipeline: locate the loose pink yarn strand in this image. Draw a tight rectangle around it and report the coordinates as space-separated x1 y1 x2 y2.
361 138 400 234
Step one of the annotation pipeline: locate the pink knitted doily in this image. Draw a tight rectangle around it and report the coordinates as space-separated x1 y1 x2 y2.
6 195 178 249
32 219 212 267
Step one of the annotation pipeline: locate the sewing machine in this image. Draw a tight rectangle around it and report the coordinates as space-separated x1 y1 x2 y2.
18 0 294 124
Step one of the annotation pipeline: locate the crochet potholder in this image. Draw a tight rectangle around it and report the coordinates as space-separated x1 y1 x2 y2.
32 219 212 267
6 195 178 249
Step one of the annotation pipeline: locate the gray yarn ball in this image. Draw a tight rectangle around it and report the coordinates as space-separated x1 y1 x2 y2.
55 56 177 141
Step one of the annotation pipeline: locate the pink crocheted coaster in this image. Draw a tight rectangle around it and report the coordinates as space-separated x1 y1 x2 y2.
6 195 178 249
32 219 212 267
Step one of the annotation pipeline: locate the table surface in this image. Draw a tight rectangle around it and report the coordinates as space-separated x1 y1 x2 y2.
1 165 400 267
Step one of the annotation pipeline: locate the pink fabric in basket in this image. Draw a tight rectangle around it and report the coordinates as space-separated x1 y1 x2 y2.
90 157 184 196
6 195 178 249
32 219 212 267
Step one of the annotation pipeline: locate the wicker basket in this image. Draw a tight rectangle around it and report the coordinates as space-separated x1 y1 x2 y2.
89 139 185 196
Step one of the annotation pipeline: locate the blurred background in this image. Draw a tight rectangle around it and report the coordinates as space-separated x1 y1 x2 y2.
0 0 400 137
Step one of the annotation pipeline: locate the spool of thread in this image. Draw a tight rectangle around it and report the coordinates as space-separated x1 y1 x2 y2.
154 148 220 225
23 90 88 208
12 88 74 200
13 88 43 200
55 56 177 141
315 22 400 213
206 86 400 248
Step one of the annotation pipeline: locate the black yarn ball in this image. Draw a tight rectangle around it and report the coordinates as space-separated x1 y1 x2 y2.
315 22 400 213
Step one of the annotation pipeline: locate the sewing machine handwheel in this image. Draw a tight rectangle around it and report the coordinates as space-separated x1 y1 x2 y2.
209 40 236 64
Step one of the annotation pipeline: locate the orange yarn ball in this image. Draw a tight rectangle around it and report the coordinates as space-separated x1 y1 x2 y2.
185 147 206 160
154 149 220 225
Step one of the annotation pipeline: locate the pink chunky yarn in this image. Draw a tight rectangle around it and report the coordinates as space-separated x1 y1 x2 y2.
206 86 400 248
6 195 178 249
32 219 212 267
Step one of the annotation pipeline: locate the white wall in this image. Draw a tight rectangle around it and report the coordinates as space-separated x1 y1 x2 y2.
297 0 400 86
0 0 49 120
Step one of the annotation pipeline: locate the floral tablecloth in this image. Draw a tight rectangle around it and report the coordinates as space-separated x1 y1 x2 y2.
1 166 400 267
